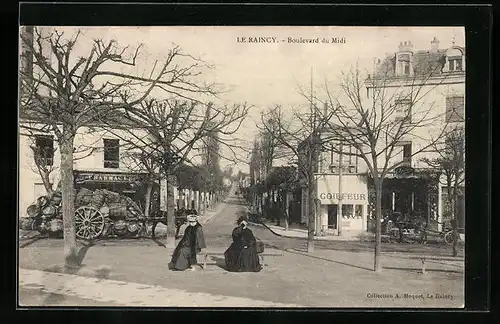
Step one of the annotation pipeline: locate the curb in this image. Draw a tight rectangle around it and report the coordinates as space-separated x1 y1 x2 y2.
248 221 362 242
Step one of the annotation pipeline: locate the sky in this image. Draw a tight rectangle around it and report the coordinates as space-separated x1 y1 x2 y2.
41 26 465 174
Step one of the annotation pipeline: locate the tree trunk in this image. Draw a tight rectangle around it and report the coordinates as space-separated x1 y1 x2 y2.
374 179 383 272
284 191 290 231
59 133 78 268
144 181 153 218
40 170 54 196
307 180 315 253
452 186 459 257
166 174 177 249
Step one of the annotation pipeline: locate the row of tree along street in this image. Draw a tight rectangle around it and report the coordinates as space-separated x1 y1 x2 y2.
21 161 233 241
245 61 464 270
19 27 248 268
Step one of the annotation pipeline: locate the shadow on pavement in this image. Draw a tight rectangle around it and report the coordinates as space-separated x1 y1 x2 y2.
19 235 48 248
212 256 228 271
151 237 167 248
286 248 374 272
43 241 96 275
41 292 66 305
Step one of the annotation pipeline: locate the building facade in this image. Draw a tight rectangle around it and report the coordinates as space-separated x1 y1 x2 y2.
299 37 465 235
18 120 162 218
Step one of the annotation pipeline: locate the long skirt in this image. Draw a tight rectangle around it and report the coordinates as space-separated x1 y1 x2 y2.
224 244 240 271
171 246 197 271
225 245 262 273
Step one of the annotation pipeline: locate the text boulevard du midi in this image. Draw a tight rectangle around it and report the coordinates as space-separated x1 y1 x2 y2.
236 37 346 44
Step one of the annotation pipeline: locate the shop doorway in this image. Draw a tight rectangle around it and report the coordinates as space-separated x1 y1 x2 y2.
327 205 338 229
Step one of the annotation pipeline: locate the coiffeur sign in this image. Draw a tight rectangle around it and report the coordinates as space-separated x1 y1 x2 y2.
319 193 367 201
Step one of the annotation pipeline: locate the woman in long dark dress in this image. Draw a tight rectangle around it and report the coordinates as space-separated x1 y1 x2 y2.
224 216 262 272
170 215 206 271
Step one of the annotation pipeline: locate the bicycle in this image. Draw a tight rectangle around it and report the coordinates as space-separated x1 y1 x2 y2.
420 220 463 245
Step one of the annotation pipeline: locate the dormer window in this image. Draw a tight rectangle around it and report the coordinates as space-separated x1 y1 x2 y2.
396 41 414 76
397 54 411 76
443 47 465 73
448 56 463 71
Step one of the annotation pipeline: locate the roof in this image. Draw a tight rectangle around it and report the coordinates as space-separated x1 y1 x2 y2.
371 45 465 79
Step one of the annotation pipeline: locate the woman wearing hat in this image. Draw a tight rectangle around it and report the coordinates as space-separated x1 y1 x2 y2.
224 216 262 272
170 215 206 271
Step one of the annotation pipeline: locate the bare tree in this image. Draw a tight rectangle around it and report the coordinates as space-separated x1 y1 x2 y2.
120 148 164 218
421 126 465 256
318 63 454 271
19 27 220 266
257 111 293 228
107 98 249 248
259 103 334 253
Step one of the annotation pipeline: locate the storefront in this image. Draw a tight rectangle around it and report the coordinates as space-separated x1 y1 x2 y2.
316 174 369 235
74 170 158 213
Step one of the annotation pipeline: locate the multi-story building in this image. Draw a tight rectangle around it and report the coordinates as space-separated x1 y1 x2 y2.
298 37 465 235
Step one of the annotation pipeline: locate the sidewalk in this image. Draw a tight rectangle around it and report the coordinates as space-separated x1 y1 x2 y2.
251 222 362 241
19 268 301 307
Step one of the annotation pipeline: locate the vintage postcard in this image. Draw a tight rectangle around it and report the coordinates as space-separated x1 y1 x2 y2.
18 25 465 308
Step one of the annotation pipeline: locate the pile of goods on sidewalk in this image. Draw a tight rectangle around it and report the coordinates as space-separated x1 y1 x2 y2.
20 187 147 240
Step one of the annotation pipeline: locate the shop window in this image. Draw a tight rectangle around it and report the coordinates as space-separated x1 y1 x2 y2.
103 138 120 169
342 204 354 219
446 96 465 123
355 205 363 218
34 135 54 167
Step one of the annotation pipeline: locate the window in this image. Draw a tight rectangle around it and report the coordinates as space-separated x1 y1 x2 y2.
103 138 119 168
448 56 463 72
34 135 54 167
402 143 412 165
394 99 412 123
326 144 357 174
395 141 412 167
397 54 411 76
446 96 465 123
341 205 354 219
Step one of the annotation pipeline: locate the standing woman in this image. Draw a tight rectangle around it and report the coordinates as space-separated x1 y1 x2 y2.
224 216 262 272
170 215 206 271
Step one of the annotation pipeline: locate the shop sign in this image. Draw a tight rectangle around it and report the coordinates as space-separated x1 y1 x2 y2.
394 165 415 177
319 193 367 201
75 172 144 184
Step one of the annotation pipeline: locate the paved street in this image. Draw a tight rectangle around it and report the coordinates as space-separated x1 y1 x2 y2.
19 188 464 308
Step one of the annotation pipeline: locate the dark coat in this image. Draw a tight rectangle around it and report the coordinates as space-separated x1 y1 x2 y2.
224 225 262 272
171 222 206 270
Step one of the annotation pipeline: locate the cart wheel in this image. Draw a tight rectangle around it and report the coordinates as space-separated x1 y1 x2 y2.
75 206 105 240
444 230 456 245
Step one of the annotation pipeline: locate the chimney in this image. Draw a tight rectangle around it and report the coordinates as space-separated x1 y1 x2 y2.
398 40 414 52
431 37 440 53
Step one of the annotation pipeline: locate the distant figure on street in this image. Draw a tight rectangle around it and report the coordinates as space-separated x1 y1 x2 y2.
224 216 262 272
170 215 206 271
